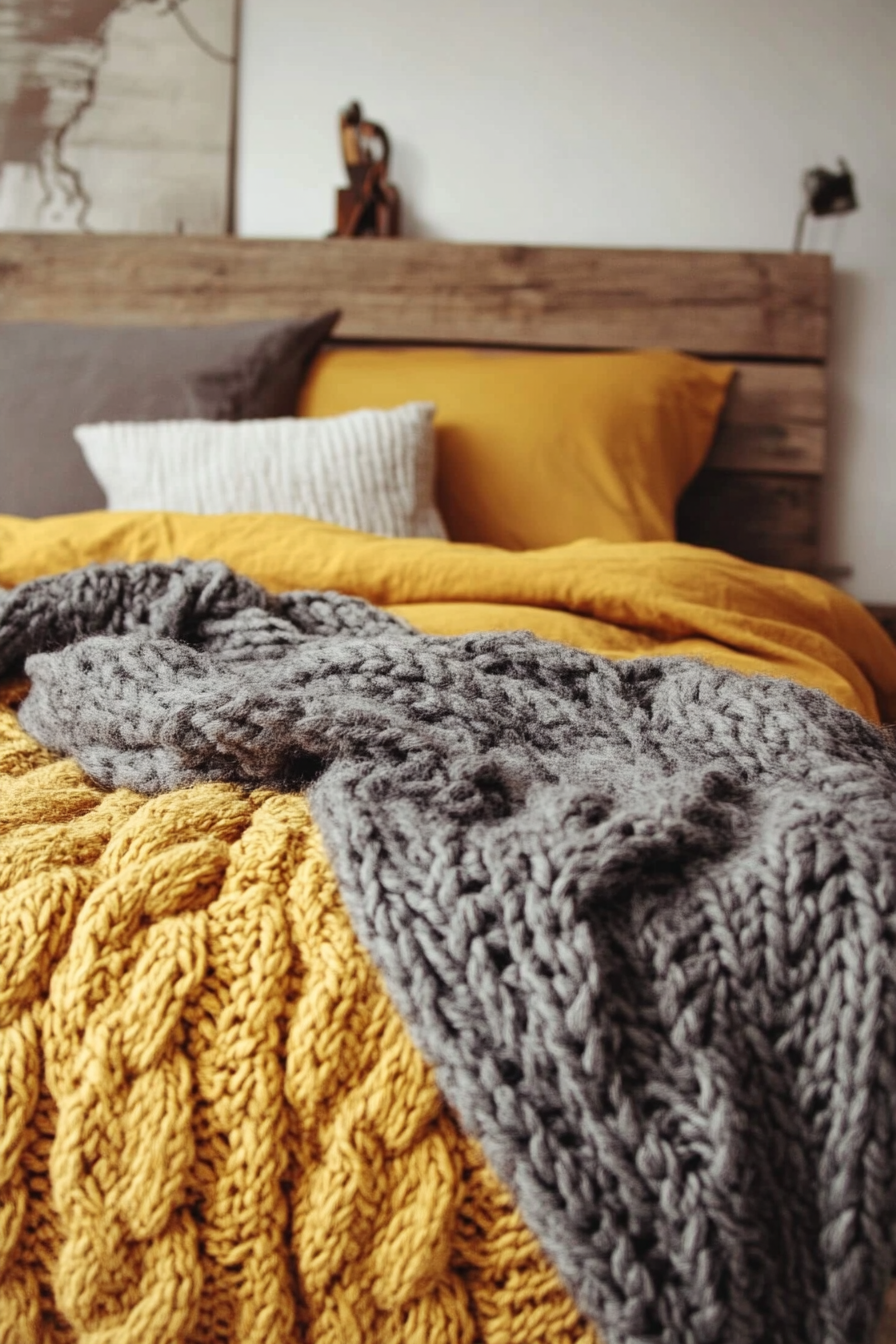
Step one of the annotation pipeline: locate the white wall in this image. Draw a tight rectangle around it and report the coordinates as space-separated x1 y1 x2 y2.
238 0 896 603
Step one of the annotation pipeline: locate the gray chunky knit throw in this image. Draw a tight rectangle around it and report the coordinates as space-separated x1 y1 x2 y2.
3 559 896 1344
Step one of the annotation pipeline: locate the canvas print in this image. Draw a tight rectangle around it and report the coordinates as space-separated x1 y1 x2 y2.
0 0 237 233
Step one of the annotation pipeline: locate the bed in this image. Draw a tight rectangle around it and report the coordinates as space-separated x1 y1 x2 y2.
0 232 832 573
1 233 896 1344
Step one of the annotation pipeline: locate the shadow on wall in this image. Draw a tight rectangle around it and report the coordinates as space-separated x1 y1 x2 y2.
389 139 443 239
820 267 866 581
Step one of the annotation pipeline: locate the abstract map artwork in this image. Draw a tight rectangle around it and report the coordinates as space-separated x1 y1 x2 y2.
0 1 238 234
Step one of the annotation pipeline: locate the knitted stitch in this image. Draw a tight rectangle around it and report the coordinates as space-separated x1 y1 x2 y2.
0 686 596 1344
6 561 896 1344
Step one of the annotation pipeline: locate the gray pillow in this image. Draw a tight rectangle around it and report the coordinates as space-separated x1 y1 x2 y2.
0 313 339 517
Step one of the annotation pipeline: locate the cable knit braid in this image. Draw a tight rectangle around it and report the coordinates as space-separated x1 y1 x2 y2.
0 687 597 1344
6 560 896 1344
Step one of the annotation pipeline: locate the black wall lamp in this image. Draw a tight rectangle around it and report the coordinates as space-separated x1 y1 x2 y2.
793 158 859 251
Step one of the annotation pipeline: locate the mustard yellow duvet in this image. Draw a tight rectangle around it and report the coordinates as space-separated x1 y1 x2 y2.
1 510 893 722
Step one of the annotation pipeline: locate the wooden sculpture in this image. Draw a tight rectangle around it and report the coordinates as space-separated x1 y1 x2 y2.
334 101 400 238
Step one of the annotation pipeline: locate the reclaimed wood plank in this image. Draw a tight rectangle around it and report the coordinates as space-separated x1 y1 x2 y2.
677 471 821 573
709 363 826 475
0 232 830 360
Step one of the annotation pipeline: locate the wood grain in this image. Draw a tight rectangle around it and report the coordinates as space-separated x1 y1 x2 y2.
709 363 826 475
677 471 821 573
0 232 831 360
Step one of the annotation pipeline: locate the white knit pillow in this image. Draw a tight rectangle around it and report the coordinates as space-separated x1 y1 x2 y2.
74 403 445 538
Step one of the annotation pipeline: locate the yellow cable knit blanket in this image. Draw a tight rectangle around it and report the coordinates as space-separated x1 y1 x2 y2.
0 682 596 1344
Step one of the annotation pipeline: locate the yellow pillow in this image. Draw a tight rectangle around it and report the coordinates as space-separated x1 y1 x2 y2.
299 347 734 549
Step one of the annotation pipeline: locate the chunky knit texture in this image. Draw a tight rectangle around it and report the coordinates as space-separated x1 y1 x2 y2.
6 560 896 1344
0 682 597 1344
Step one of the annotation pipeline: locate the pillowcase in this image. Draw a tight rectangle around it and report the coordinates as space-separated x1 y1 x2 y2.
0 313 339 519
74 403 445 539
299 347 734 548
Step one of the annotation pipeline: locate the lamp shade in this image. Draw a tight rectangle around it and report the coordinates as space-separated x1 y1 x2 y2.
804 159 858 217
793 158 858 250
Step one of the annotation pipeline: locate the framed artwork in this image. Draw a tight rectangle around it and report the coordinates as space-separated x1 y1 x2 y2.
0 0 239 234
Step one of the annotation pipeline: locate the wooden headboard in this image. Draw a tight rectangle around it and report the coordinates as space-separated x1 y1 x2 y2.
0 233 830 573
